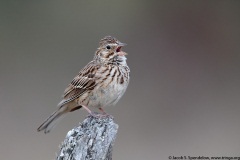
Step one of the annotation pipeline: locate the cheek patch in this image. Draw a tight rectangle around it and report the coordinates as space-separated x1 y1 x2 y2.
105 52 114 58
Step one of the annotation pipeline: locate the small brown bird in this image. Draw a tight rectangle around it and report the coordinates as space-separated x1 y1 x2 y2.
37 36 130 133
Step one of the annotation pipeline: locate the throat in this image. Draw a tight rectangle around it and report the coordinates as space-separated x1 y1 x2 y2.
113 56 127 65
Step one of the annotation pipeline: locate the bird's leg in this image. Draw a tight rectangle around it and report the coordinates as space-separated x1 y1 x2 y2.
81 105 112 118
81 105 104 118
81 105 94 115
98 107 113 118
99 107 107 115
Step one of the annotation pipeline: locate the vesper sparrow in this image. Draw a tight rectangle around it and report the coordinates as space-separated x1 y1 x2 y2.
37 36 130 133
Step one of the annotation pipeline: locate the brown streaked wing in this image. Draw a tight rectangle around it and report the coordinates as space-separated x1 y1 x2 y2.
59 61 98 106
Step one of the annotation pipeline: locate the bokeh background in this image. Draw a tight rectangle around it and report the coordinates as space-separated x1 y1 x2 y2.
1 0 240 159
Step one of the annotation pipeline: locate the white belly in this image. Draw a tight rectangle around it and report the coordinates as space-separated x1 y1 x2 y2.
87 81 128 108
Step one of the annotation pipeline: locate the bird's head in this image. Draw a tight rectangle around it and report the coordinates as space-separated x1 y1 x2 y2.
95 36 127 64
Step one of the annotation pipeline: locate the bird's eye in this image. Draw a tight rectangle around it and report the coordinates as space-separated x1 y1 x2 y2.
106 45 111 49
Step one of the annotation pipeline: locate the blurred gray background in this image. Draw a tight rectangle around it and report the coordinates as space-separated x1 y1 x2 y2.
1 0 240 159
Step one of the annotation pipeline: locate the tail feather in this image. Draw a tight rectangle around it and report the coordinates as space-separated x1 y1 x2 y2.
37 107 67 134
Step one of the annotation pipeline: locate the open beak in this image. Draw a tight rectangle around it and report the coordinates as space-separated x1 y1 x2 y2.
116 42 127 56
116 42 127 53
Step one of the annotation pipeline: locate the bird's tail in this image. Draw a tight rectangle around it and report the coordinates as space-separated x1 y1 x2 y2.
37 106 68 134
